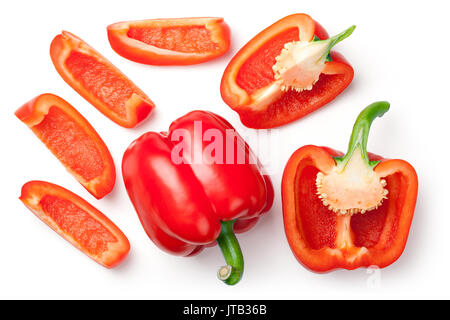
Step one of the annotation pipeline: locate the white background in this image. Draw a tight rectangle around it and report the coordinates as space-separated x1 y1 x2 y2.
1 0 449 299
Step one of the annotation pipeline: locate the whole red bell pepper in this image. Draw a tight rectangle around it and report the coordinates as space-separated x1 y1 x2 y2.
122 111 273 285
221 13 354 129
282 102 418 272
107 17 230 65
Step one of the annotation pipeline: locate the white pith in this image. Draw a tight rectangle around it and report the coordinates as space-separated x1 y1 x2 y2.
316 147 388 215
272 40 329 92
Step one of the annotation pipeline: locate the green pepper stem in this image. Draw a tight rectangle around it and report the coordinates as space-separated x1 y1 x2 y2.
318 25 356 61
327 25 356 50
336 101 390 168
216 220 244 286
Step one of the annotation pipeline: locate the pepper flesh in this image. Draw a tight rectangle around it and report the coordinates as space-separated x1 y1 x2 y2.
107 17 230 65
282 102 418 272
50 31 155 128
15 94 116 199
19 181 130 268
122 111 273 285
221 13 354 129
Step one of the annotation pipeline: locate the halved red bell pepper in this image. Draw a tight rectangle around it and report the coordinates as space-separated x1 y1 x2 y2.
221 13 354 128
19 181 130 268
15 93 115 199
122 111 273 285
50 31 155 128
282 102 418 272
107 17 230 65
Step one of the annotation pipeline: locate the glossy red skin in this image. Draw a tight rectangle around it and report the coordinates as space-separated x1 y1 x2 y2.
122 111 274 257
282 145 418 272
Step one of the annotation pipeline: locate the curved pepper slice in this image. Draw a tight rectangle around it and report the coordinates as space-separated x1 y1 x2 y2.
50 31 155 128
122 111 273 285
107 17 230 65
19 181 130 268
221 13 354 128
15 94 115 199
282 102 418 272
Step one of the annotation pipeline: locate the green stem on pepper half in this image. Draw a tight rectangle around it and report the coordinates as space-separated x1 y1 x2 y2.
316 101 390 215
272 25 356 92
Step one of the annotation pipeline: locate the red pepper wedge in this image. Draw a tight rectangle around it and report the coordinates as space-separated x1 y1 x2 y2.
221 14 354 128
50 31 155 128
19 181 130 268
282 102 418 272
15 93 115 199
122 110 273 285
107 17 230 65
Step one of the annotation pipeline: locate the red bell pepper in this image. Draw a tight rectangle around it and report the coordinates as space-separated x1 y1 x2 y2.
15 93 115 199
221 13 354 128
122 111 273 285
50 31 155 128
19 181 130 268
282 102 418 272
107 17 230 65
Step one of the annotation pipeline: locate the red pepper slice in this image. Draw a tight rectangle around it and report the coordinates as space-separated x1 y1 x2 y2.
50 31 155 128
107 17 230 65
221 14 354 128
15 94 115 199
19 181 130 268
282 102 418 272
122 111 273 285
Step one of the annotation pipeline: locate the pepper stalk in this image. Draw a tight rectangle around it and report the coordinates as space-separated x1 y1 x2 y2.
216 220 244 285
